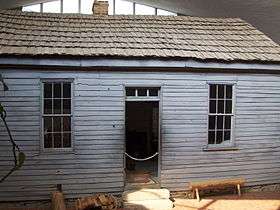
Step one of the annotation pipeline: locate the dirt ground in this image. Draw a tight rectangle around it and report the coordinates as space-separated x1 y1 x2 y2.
1 192 280 210
173 192 280 210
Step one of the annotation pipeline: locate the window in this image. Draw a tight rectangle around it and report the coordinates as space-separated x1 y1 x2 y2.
43 0 61 13
125 87 160 98
208 84 234 145
63 0 79 13
115 0 133 15
42 81 72 149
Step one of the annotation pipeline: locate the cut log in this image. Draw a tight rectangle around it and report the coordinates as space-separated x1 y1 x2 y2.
51 191 66 210
75 194 118 210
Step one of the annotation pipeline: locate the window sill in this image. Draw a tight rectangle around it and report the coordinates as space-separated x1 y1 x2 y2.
203 146 239 152
40 148 75 154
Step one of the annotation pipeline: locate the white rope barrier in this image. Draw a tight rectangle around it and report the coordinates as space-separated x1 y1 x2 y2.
125 152 159 161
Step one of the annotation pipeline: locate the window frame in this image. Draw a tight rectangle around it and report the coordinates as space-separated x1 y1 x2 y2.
205 82 237 150
40 79 74 153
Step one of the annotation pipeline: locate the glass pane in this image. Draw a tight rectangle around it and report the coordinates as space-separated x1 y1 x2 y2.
149 88 159 96
63 99 71 114
135 4 155 15
115 0 133 15
137 88 147 96
225 116 231 129
217 115 223 129
224 131 231 141
63 0 79 13
218 100 224 113
44 83 52 98
63 83 71 98
209 84 216 99
22 4 41 12
81 0 94 14
208 116 215 129
209 100 216 113
218 84 224 98
216 131 223 144
226 100 232 114
157 9 176 16
63 117 71 132
53 83 61 98
54 99 62 114
63 133 71 147
53 117 62 132
44 133 52 148
44 99 52 114
208 131 215 144
108 0 114 15
43 0 60 13
44 117 52 133
53 133 62 148
126 88 135 96
226 85 232 99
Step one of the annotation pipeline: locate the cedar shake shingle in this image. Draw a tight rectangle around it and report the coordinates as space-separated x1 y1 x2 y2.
0 9 280 63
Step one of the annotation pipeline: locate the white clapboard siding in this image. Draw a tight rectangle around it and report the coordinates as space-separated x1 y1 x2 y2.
0 70 280 201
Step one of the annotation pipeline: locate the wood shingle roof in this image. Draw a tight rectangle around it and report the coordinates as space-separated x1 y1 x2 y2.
0 10 280 63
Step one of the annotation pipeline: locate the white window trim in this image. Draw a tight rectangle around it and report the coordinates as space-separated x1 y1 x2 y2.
204 82 237 151
40 78 74 153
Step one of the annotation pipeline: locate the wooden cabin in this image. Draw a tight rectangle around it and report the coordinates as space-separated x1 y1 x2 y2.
0 7 280 201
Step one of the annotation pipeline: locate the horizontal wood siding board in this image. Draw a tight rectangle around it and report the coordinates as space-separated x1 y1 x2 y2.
0 69 280 200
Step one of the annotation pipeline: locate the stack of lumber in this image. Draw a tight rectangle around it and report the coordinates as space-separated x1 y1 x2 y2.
122 188 173 210
75 194 118 210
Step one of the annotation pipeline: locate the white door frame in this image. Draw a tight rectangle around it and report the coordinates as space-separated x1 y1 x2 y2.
124 86 161 181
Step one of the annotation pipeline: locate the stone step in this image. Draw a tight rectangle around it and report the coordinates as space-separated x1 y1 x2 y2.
122 188 173 210
123 199 174 210
123 188 170 201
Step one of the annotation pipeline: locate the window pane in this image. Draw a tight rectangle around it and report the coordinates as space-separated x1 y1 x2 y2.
225 116 231 129
225 100 232 113
44 99 52 114
44 133 52 148
54 99 62 114
22 4 41 12
218 100 224 113
115 0 133 15
53 133 62 148
63 117 71 132
63 99 71 114
209 100 216 113
217 115 223 129
63 133 71 147
44 83 52 98
216 131 223 144
209 84 216 99
54 83 61 98
224 131 231 141
63 0 79 13
226 85 232 99
218 84 224 98
137 88 147 96
81 0 94 14
149 88 158 96
43 0 60 13
208 131 215 144
157 9 176 16
126 88 135 96
44 117 52 133
63 83 71 98
53 117 62 132
135 4 155 15
208 116 215 129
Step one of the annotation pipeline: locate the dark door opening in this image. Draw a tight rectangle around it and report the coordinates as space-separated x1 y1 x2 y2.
125 101 159 185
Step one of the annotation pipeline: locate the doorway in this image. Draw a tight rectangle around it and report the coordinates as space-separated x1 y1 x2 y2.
124 87 160 187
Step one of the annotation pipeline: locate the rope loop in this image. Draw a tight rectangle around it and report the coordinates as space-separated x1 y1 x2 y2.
125 152 158 161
